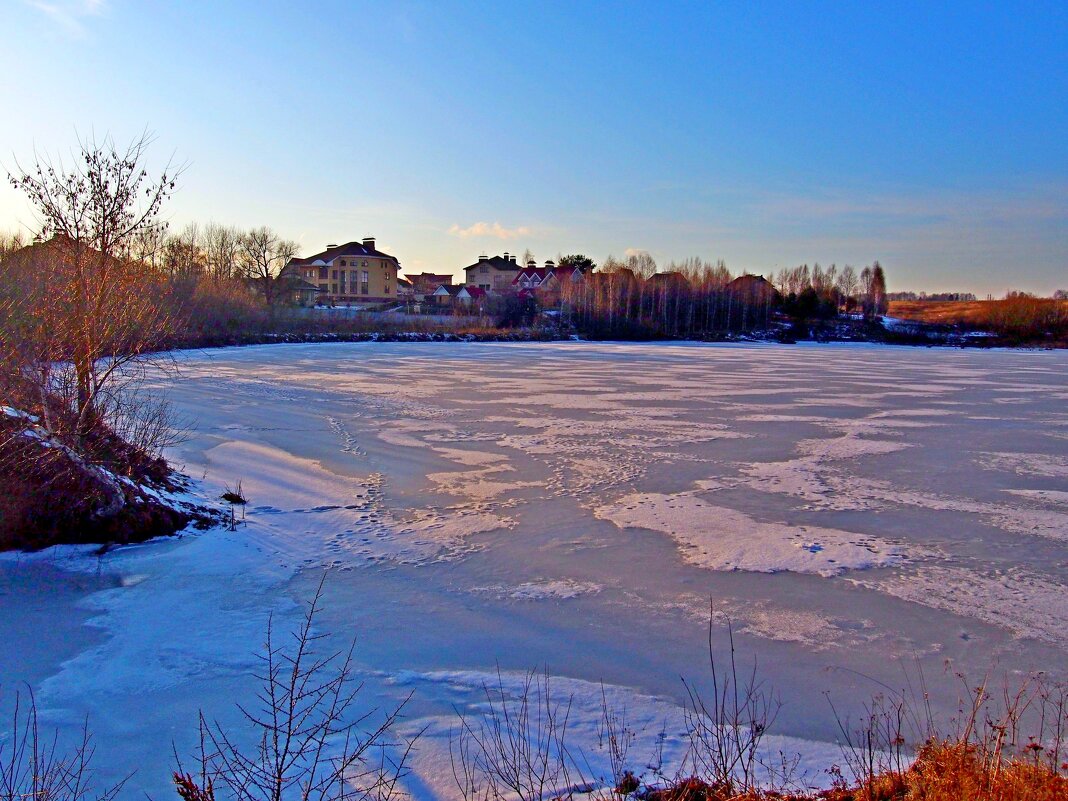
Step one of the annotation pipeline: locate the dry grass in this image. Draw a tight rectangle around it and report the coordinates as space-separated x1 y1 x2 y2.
889 298 1068 345
889 298 1068 327
630 741 1068 801
888 300 996 325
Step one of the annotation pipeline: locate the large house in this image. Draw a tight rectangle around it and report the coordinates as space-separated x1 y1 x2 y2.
283 238 400 305
463 253 522 293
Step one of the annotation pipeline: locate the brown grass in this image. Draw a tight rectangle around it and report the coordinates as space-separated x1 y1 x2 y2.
888 300 996 325
889 298 1068 326
635 741 1068 800
889 298 1068 345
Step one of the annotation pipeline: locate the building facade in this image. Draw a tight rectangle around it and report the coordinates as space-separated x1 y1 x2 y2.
283 238 400 304
463 253 522 293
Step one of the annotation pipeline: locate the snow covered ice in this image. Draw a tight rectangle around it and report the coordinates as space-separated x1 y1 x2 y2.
3 341 1068 799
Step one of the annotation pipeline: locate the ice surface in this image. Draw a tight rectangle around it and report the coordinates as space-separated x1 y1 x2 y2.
3 341 1067 799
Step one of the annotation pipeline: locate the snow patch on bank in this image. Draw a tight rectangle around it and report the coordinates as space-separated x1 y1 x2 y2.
388 669 844 799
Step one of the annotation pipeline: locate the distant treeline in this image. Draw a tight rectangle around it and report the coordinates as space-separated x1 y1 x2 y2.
887 291 977 302
560 255 889 338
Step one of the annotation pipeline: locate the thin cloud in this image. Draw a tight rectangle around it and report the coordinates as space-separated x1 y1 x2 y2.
448 221 531 240
624 247 651 258
24 0 106 38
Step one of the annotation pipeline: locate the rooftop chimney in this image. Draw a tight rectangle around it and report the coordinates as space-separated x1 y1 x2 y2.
327 243 338 248
478 254 488 262
545 259 555 269
510 255 517 264
527 259 537 269
362 236 376 250
503 252 510 261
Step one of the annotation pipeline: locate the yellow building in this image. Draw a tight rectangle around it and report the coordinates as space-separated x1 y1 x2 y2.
284 238 400 305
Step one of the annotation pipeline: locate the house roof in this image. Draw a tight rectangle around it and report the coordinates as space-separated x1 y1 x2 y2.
514 267 552 282
287 241 399 268
649 271 688 283
553 264 584 280
728 274 774 288
464 255 520 272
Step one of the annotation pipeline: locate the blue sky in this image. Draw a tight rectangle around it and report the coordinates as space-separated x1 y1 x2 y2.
1 1 1065 293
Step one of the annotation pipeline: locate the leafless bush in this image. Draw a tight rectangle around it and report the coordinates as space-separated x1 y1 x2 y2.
0 689 125 801
945 670 1068 778
89 362 188 459
827 691 910 795
175 578 415 801
678 616 782 794
450 670 590 801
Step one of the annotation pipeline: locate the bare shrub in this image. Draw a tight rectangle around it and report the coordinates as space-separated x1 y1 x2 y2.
175 578 415 801
450 670 589 801
0 689 125 801
677 617 782 795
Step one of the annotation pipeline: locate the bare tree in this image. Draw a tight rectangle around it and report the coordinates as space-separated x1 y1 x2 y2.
239 227 299 307
6 133 179 441
164 223 205 279
836 265 859 310
204 223 243 281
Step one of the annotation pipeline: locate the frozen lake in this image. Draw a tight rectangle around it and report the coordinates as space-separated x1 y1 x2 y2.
3 341 1068 798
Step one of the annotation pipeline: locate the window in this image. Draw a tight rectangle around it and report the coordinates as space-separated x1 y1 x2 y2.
319 266 328 279
385 286 391 294
480 264 489 274
340 260 346 266
361 282 369 295
331 283 338 294
332 270 338 280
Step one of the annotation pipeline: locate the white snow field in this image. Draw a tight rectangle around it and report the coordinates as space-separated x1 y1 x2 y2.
3 341 1068 798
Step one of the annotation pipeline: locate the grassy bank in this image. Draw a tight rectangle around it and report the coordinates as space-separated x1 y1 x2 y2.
889 298 1068 347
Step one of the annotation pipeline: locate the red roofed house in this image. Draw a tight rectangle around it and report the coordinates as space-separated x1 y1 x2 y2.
512 260 587 303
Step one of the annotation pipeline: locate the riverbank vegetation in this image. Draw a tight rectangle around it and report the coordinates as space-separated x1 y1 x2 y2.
890 296 1068 346
3 597 1066 801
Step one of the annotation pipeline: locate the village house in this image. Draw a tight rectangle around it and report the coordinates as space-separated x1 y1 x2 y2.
431 283 487 309
405 272 454 299
282 238 400 305
727 273 780 305
463 253 521 293
513 260 586 289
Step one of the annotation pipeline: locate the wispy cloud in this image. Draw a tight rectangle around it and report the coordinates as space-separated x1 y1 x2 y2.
624 247 651 258
447 221 531 240
24 0 106 38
